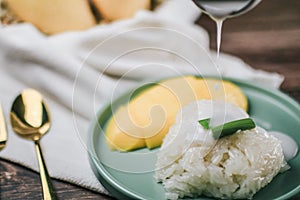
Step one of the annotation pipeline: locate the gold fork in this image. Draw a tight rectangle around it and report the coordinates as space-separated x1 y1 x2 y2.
0 102 7 151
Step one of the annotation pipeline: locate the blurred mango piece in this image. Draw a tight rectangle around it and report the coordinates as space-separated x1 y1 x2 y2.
92 0 151 21
4 0 96 34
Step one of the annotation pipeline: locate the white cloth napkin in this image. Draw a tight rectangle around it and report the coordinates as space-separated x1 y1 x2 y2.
0 0 283 194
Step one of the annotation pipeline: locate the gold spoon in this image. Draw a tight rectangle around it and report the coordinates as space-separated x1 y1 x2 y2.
10 89 57 200
0 102 7 151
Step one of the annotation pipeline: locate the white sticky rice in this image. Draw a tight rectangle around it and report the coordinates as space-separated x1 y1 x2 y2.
155 100 287 200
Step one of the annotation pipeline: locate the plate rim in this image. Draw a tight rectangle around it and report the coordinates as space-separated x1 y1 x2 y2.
88 76 300 200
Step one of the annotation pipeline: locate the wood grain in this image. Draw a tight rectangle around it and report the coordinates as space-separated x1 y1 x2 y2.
0 158 113 200
1 0 299 199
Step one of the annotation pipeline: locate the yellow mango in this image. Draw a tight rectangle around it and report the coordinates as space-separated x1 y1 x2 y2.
142 76 199 148
196 79 248 111
105 76 248 151
106 106 145 151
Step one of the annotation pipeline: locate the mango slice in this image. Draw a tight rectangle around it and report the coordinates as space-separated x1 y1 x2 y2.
192 78 248 111
142 76 200 148
106 106 145 151
106 76 248 151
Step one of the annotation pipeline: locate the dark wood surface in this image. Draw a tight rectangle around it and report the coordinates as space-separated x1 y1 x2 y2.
1 0 299 199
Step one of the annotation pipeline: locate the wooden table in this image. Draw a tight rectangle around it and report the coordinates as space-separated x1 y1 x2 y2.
1 0 299 199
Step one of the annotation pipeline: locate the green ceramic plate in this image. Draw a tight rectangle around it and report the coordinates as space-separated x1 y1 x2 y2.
88 77 300 200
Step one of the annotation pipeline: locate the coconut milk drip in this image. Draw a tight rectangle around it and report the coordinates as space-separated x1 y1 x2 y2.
193 0 262 58
215 19 223 58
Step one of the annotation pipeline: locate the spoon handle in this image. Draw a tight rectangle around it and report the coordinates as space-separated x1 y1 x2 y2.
0 103 7 151
35 141 57 200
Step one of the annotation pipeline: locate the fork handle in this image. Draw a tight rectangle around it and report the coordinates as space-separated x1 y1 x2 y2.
35 141 57 200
